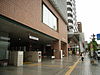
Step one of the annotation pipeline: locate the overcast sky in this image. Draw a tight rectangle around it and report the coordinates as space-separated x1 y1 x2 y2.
76 0 100 43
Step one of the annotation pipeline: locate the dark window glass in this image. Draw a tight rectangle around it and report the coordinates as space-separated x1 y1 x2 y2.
68 13 73 17
67 2 72 6
67 7 72 12
68 19 73 23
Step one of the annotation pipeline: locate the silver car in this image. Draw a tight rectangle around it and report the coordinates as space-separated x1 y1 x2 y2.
96 50 100 59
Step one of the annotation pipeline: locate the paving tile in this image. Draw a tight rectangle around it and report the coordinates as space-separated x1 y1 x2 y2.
0 55 79 75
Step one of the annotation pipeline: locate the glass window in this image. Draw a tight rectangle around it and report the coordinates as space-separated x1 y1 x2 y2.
67 7 72 12
42 4 57 31
67 2 72 6
68 19 73 24
68 13 73 17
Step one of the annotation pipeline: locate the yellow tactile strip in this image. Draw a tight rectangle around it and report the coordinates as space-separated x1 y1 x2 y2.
65 58 80 75
29 63 66 68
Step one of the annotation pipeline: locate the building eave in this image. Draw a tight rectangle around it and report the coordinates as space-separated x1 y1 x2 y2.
49 0 68 25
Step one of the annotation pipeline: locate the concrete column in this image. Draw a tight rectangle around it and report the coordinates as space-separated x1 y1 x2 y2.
63 44 68 56
53 40 61 59
61 43 68 57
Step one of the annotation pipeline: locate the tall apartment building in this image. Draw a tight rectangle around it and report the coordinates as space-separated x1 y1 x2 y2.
0 0 68 64
77 22 82 32
77 22 85 52
67 0 82 55
67 0 78 33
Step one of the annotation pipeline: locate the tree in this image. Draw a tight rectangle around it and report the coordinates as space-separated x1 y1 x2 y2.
91 38 98 51
89 38 98 51
88 34 98 52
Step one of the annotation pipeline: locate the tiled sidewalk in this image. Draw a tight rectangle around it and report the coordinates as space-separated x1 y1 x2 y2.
0 55 79 75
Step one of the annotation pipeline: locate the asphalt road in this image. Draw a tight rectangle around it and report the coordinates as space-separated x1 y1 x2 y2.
71 53 100 75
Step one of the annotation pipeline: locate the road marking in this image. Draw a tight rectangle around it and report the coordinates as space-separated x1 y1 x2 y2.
65 58 80 75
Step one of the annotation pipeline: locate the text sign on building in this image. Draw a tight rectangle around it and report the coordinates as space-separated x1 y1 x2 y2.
29 35 39 40
97 34 100 40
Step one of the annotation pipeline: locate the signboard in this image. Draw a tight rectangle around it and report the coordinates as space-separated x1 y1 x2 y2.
97 34 100 40
29 35 39 40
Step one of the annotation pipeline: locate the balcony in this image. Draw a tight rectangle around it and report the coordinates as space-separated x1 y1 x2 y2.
68 19 73 24
68 17 73 21
67 0 72 3
68 13 73 18
67 2 72 6
68 24 74 32
67 5 72 9
67 7 73 12
67 11 73 14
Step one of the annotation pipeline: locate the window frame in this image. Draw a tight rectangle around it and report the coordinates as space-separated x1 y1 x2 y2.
42 2 58 31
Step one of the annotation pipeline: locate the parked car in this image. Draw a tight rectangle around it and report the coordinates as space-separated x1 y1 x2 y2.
96 50 100 59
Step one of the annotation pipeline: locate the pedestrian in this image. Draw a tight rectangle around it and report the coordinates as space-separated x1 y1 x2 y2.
80 52 84 61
